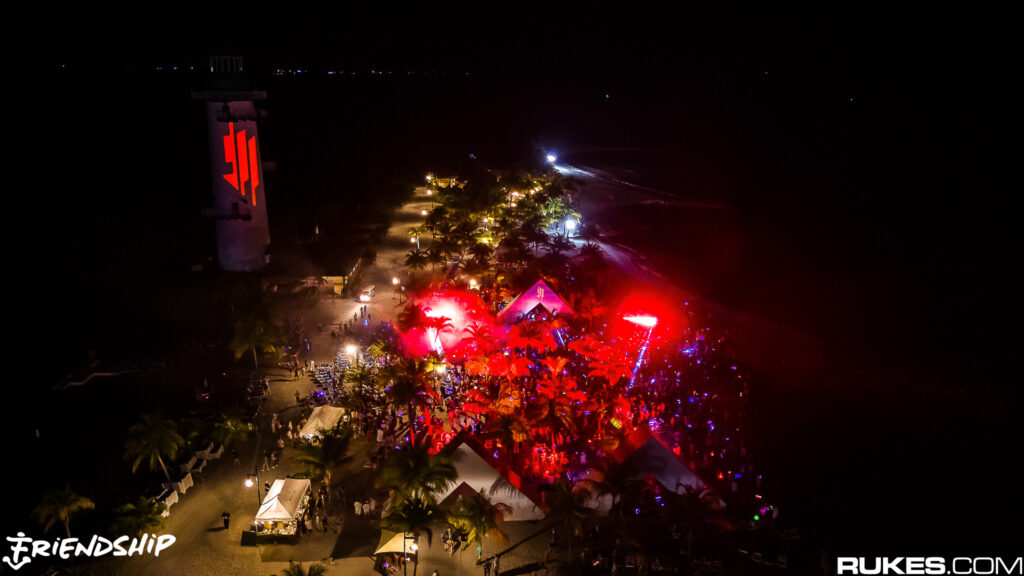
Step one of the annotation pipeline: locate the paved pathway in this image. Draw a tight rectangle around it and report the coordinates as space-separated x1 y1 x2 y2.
91 189 438 576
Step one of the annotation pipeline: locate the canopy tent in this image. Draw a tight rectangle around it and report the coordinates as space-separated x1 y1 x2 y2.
374 530 417 555
255 478 311 522
626 437 709 494
298 406 345 439
436 441 544 521
586 426 723 514
497 279 574 324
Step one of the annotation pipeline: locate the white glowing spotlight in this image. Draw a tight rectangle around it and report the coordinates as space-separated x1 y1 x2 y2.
623 315 658 328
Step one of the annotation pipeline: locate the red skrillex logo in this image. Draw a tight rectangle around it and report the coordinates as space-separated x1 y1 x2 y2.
221 122 258 206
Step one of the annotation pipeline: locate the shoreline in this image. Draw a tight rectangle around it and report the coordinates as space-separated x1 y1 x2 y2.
569 162 843 389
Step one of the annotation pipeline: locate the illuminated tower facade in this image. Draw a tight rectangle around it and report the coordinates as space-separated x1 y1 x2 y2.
193 57 271 271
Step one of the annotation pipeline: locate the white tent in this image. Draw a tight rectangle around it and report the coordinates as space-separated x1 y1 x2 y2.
255 478 311 522
436 442 544 521
299 406 345 439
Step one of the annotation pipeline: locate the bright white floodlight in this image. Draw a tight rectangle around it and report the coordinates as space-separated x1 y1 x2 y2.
546 154 557 164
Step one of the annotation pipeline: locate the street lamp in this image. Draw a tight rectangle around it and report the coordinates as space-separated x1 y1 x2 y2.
546 154 557 164
245 472 262 505
392 276 400 285
421 209 428 216
564 218 577 237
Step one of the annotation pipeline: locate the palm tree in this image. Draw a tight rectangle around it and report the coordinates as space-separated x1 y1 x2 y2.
407 226 425 250
125 412 185 484
384 495 444 576
368 339 398 363
434 235 462 269
397 302 432 333
405 249 429 276
538 479 595 563
32 485 95 538
424 314 455 347
460 258 492 285
461 323 496 352
448 490 512 560
426 245 446 271
375 441 456 503
584 460 642 522
230 312 281 372
212 413 250 448
521 216 550 256
111 496 166 537
385 358 437 444
526 376 583 448
277 562 328 576
294 424 354 488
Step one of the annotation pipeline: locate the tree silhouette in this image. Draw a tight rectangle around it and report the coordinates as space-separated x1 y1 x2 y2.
448 489 512 551
32 485 95 538
294 424 354 488
375 441 456 504
213 413 250 448
111 496 166 537
384 495 445 576
124 412 185 484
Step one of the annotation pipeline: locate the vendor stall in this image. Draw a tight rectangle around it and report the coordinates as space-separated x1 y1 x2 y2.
374 530 417 556
253 478 311 536
298 406 346 440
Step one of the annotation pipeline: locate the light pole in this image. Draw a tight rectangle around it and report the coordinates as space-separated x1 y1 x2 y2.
564 218 577 238
245 471 262 505
245 470 262 544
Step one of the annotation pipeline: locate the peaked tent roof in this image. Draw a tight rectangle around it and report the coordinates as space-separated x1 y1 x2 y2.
609 425 724 507
255 478 311 522
436 440 545 521
497 279 574 324
626 437 708 493
374 530 417 555
299 406 345 439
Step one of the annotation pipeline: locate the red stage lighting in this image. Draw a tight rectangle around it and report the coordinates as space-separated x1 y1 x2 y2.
623 315 659 328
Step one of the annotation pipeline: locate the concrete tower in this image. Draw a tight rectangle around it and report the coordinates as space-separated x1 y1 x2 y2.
193 57 271 271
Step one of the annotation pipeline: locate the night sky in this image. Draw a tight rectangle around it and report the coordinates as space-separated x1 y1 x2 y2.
14 3 1016 374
